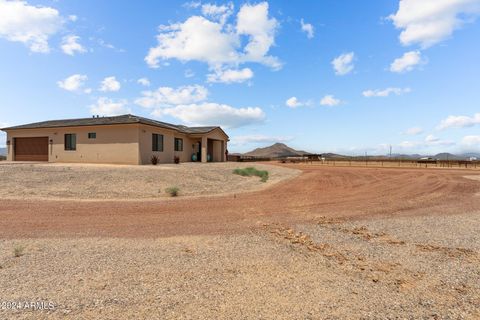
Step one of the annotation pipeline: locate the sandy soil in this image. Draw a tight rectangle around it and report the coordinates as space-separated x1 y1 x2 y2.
1 213 479 319
1 164 480 319
0 162 300 200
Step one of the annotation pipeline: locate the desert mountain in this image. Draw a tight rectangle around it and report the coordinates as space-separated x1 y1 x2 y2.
0 147 6 156
244 143 310 158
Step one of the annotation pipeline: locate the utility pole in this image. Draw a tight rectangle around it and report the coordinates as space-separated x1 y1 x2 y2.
389 145 392 158
365 151 368 166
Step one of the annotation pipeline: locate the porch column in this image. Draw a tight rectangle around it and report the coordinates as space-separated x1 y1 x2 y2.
201 136 207 163
221 140 225 162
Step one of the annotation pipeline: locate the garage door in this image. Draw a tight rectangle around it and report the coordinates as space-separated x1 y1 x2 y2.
14 137 49 161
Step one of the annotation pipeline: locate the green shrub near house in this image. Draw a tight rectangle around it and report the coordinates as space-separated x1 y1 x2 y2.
233 167 269 182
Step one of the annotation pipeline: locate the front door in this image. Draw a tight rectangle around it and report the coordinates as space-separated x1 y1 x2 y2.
196 142 201 161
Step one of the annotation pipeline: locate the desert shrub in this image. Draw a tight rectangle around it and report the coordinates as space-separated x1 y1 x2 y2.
151 155 159 165
233 167 269 182
165 186 179 197
14 245 24 258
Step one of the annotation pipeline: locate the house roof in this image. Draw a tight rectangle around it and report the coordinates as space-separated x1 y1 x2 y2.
1 114 228 137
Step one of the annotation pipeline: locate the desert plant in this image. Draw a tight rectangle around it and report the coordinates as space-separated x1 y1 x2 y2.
165 186 180 197
174 156 180 164
14 245 24 258
151 155 159 165
233 167 269 182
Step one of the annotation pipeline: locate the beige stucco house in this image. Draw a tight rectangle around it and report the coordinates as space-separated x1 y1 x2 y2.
1 114 229 165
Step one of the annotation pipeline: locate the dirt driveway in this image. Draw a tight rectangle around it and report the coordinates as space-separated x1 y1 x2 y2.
1 164 479 238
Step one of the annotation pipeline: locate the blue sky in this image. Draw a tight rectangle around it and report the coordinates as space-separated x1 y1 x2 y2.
1 0 480 154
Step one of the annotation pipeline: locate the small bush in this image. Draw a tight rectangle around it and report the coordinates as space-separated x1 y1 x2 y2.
174 156 180 164
165 186 179 197
151 155 158 165
14 245 24 258
233 167 269 182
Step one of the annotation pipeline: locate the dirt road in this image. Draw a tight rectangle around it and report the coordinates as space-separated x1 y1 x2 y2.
1 164 479 238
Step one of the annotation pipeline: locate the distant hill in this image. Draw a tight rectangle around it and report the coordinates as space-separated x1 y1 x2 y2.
244 143 310 158
460 152 480 159
0 147 6 156
391 153 424 159
322 153 351 159
433 153 464 160
240 144 480 160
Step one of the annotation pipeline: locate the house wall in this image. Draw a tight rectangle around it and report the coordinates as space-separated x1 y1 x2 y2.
5 124 140 164
138 124 198 164
5 123 229 165
138 125 228 164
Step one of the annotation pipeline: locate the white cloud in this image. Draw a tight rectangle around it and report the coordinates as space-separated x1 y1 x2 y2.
285 97 305 108
332 52 355 75
137 78 151 87
397 135 455 150
207 67 253 83
184 1 201 9
89 97 130 116
236 2 280 69
462 135 480 146
153 102 265 128
99 76 121 92
61 35 86 56
404 127 423 135
184 69 195 78
424 134 454 146
68 14 77 22
437 113 480 130
230 134 292 146
57 74 88 92
300 19 314 39
0 0 64 53
145 2 280 71
201 2 234 24
425 134 439 143
145 15 238 68
135 85 208 108
320 95 341 106
96 38 125 53
390 50 423 73
363 87 411 97
389 0 480 48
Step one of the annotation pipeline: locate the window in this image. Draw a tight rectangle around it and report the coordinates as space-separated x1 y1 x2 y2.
64 134 76 151
152 133 163 151
174 138 183 151
88 132 96 139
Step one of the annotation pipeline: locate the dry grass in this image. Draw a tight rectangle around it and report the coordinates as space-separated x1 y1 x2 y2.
0 162 299 200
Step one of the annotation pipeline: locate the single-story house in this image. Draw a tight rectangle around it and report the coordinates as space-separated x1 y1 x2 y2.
1 114 229 165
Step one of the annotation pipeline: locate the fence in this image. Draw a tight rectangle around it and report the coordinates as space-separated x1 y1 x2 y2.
283 157 480 169
227 155 271 162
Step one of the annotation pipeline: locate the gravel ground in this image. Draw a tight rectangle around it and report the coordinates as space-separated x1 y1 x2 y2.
1 212 479 319
0 162 299 200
